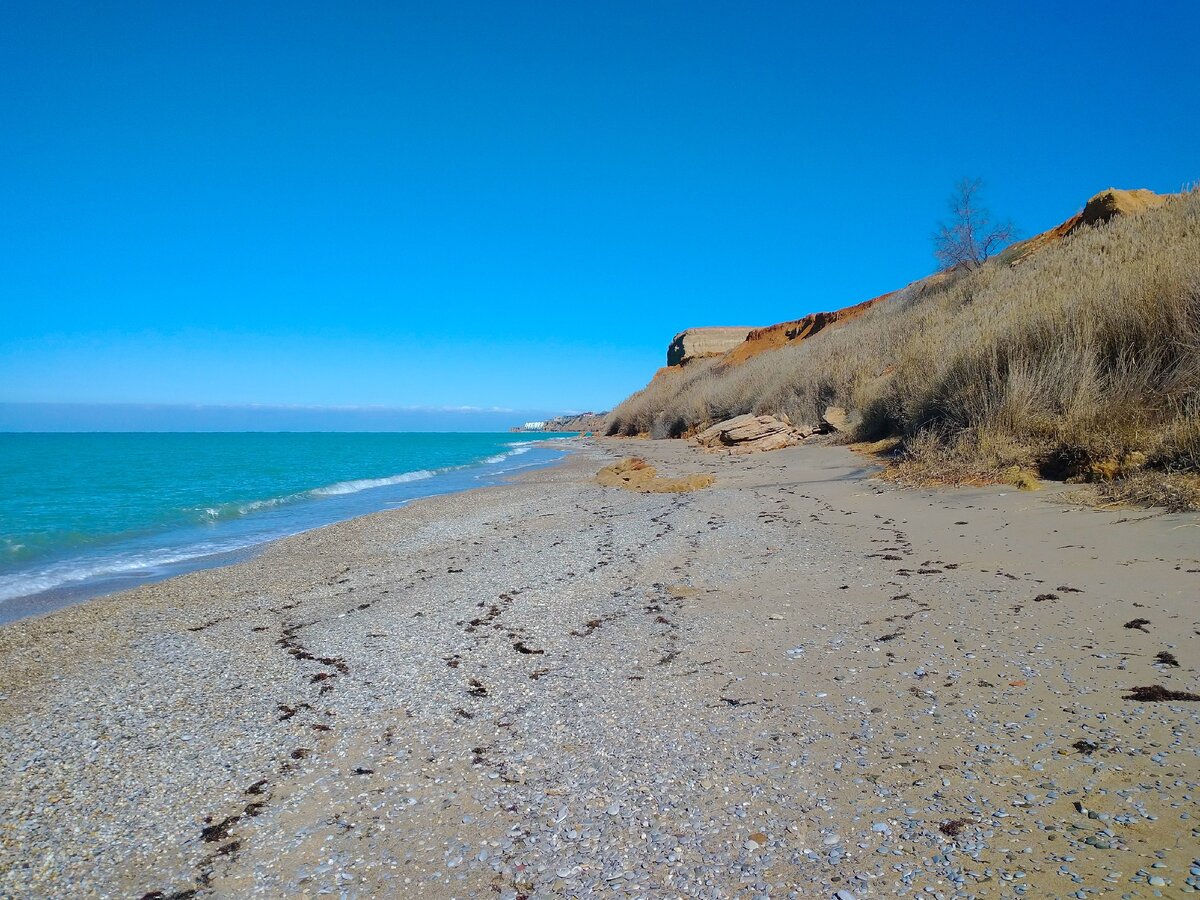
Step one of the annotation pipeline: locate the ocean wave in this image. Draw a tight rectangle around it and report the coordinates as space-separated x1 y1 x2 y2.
236 495 300 513
220 449 535 512
194 468 440 522
203 494 307 518
0 538 257 603
483 446 531 464
0 441 569 607
310 470 434 497
198 493 303 522
301 445 545 503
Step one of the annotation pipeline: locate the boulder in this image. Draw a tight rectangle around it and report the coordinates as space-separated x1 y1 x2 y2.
694 414 815 453
821 405 860 433
721 415 792 443
696 414 751 446
728 430 796 454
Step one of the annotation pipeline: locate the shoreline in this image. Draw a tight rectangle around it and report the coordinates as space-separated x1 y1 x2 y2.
0 439 575 626
1 439 1197 897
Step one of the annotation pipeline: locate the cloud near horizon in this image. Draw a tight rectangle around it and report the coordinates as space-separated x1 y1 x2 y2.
0 402 554 432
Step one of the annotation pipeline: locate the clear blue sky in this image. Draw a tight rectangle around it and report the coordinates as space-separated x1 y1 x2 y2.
1 1 1196 428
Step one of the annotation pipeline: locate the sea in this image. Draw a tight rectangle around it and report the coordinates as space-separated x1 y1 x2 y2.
0 432 574 623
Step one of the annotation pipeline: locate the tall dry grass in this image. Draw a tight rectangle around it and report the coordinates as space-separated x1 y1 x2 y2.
607 189 1200 507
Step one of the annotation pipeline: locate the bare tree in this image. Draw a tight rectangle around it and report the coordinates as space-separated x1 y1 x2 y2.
933 178 1017 271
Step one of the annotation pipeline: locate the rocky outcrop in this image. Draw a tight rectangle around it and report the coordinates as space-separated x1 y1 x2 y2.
820 406 861 433
694 414 817 454
1000 188 1167 266
1079 188 1165 226
667 327 756 367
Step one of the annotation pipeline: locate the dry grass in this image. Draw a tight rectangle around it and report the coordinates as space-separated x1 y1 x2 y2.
607 189 1200 509
1067 472 1200 514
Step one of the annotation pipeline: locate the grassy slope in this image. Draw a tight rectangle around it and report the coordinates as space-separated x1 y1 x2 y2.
607 189 1200 509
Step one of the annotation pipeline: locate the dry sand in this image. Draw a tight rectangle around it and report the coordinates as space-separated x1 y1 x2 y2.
1 438 1197 898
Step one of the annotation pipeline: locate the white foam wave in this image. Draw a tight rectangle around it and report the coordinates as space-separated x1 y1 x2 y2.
237 494 305 513
0 539 257 602
204 448 540 520
194 468 439 521
197 493 304 521
310 470 434 497
483 446 531 464
0 443 568 606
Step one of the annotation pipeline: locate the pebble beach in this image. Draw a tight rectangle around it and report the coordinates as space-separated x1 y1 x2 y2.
1 438 1198 898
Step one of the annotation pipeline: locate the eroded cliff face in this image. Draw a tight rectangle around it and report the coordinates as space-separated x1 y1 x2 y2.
661 187 1171 375
719 292 896 367
666 327 756 366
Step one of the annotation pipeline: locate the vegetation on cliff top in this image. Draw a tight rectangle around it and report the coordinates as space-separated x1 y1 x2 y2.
606 188 1200 509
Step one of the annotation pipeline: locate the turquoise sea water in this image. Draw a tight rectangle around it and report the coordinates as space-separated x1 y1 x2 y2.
0 432 572 620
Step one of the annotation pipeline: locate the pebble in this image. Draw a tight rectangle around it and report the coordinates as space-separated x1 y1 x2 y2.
1 444 1196 899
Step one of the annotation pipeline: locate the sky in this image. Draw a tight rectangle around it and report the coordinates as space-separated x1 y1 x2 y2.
1 1 1196 429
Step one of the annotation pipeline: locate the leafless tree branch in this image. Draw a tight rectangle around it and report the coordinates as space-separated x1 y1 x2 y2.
933 178 1018 272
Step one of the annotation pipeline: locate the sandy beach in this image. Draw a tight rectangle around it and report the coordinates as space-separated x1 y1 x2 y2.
1 439 1197 899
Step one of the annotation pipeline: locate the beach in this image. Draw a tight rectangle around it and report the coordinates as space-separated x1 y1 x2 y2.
1 438 1197 898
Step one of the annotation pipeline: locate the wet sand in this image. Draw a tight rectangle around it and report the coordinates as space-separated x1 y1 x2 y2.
1 438 1197 898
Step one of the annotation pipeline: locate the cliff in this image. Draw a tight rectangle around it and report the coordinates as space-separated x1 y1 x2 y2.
666 327 756 366
648 187 1173 381
512 412 608 433
605 186 1199 508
